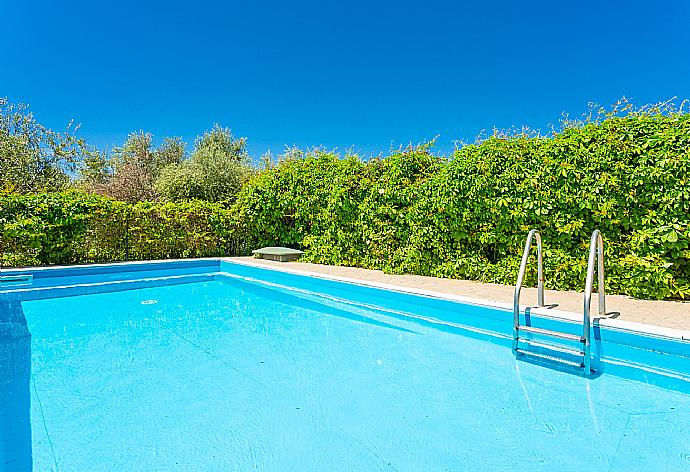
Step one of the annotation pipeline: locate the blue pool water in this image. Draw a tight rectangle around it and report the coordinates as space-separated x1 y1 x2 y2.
1 260 689 471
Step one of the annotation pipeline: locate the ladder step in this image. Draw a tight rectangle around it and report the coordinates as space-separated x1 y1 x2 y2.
516 325 584 342
517 338 584 356
515 349 585 368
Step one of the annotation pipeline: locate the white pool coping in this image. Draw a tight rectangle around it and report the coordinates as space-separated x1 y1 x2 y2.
3 257 689 342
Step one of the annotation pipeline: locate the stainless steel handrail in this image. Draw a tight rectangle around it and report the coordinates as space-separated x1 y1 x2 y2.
513 229 545 351
582 229 605 373
513 229 604 375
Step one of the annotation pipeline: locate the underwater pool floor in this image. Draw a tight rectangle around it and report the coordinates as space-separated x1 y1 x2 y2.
3 276 690 471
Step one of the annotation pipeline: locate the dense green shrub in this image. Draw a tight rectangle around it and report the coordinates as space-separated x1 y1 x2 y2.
236 112 690 300
2 108 688 300
0 192 248 266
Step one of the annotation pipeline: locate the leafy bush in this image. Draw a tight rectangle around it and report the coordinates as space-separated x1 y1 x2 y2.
2 103 688 301
0 192 248 266
235 109 690 300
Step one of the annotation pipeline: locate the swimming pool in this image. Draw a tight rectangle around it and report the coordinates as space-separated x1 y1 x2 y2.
1 259 689 471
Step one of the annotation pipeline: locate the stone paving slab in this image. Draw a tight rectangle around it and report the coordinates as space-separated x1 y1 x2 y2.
234 257 690 332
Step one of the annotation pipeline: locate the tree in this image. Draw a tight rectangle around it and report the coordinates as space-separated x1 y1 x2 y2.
89 132 187 202
0 97 89 192
155 125 253 202
78 147 113 187
155 137 186 169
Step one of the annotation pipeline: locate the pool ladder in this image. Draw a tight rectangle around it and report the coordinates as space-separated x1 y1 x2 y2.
513 230 606 375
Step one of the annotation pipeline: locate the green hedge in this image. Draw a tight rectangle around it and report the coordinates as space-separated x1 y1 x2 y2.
2 112 689 300
0 192 248 266
236 114 690 300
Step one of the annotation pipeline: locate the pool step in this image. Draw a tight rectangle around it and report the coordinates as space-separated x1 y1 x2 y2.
515 349 585 369
516 325 583 342
513 326 590 375
0 274 33 287
517 338 585 357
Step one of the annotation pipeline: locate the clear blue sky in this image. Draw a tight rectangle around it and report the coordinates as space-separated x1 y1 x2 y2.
2 0 689 158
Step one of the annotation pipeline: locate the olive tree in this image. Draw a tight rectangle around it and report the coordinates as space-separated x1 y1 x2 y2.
155 125 253 202
89 132 186 202
0 98 89 192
